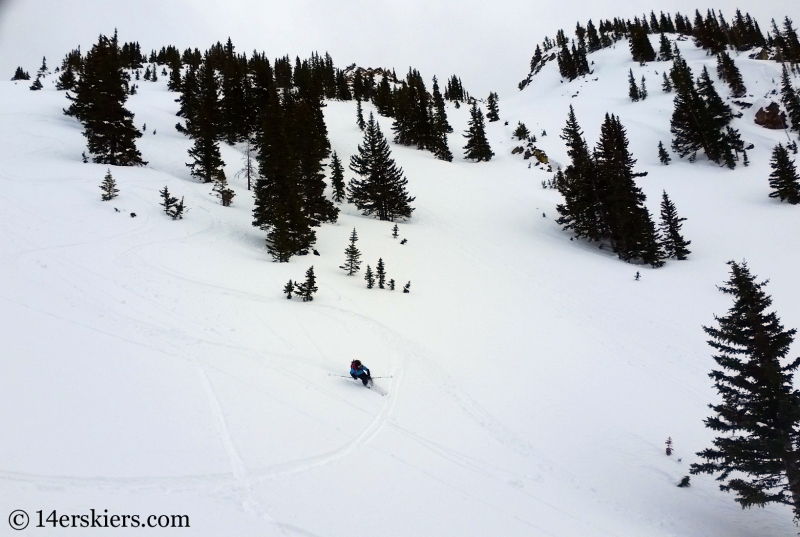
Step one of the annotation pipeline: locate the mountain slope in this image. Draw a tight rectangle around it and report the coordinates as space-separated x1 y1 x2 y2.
1 35 800 536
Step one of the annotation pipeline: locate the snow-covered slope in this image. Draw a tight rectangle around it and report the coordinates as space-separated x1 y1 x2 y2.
2 35 800 536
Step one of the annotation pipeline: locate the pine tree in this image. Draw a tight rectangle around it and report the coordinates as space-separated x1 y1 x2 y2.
185 59 226 184
403 281 411 293
389 279 396 290
691 261 800 519
37 56 49 77
658 191 691 259
283 280 294 299
628 69 640 101
392 223 399 238
330 151 346 203
594 114 663 266
486 92 500 122
658 33 673 60
768 144 800 204
376 258 386 289
348 113 415 221
716 52 747 98
294 266 318 302
640 76 648 100
463 103 494 161
212 179 235 206
100 169 119 200
169 197 185 220
556 106 604 242
11 66 30 81
658 141 671 164
159 185 177 215
65 33 145 166
781 64 800 133
661 72 673 93
340 228 362 275
670 54 734 167
364 265 375 289
356 98 365 130
513 122 530 140
430 75 453 162
29 76 43 91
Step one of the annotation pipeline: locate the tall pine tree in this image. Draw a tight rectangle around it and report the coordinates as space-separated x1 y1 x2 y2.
463 103 494 162
185 57 226 184
348 114 415 221
65 32 145 166
768 143 800 204
691 261 800 519
658 191 691 259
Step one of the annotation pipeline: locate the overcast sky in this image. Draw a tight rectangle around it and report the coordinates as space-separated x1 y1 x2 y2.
0 0 797 96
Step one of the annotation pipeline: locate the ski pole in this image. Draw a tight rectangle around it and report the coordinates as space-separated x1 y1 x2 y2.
370 376 393 379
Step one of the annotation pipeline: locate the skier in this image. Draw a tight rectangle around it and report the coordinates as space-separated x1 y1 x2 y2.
350 359 372 386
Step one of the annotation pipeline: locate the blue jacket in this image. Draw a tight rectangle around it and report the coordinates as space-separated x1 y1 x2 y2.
350 365 370 378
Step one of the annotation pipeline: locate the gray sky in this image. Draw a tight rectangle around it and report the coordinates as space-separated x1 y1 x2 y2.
1 0 797 96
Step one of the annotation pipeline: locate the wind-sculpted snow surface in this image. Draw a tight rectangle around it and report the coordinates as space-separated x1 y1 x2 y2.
1 35 800 536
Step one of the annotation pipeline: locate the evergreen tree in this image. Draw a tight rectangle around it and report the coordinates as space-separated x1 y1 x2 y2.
640 76 648 100
212 179 235 206
629 23 657 63
159 185 177 215
376 258 386 289
556 106 604 241
628 69 640 101
392 223 399 238
330 151 346 203
65 33 145 166
283 280 294 299
691 261 800 519
11 67 30 81
99 169 119 201
176 65 199 126
356 98 365 130
430 75 453 162
658 191 691 259
463 103 494 162
716 52 747 98
348 113 415 221
37 56 49 77
167 58 182 92
670 54 734 166
252 92 315 262
594 114 663 266
513 122 530 141
658 33 673 60
658 141 671 164
29 76 43 91
662 72 673 93
340 228 362 275
403 281 411 293
486 92 500 122
169 196 185 220
768 144 800 204
781 64 800 133
56 63 77 90
364 265 375 289
294 266 318 302
185 59 226 184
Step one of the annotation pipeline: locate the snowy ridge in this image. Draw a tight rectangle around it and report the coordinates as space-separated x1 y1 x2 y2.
1 32 800 536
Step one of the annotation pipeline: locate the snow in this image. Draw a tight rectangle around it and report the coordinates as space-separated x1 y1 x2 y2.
2 34 800 536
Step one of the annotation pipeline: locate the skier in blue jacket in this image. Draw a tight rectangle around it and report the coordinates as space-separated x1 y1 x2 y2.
350 360 372 386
